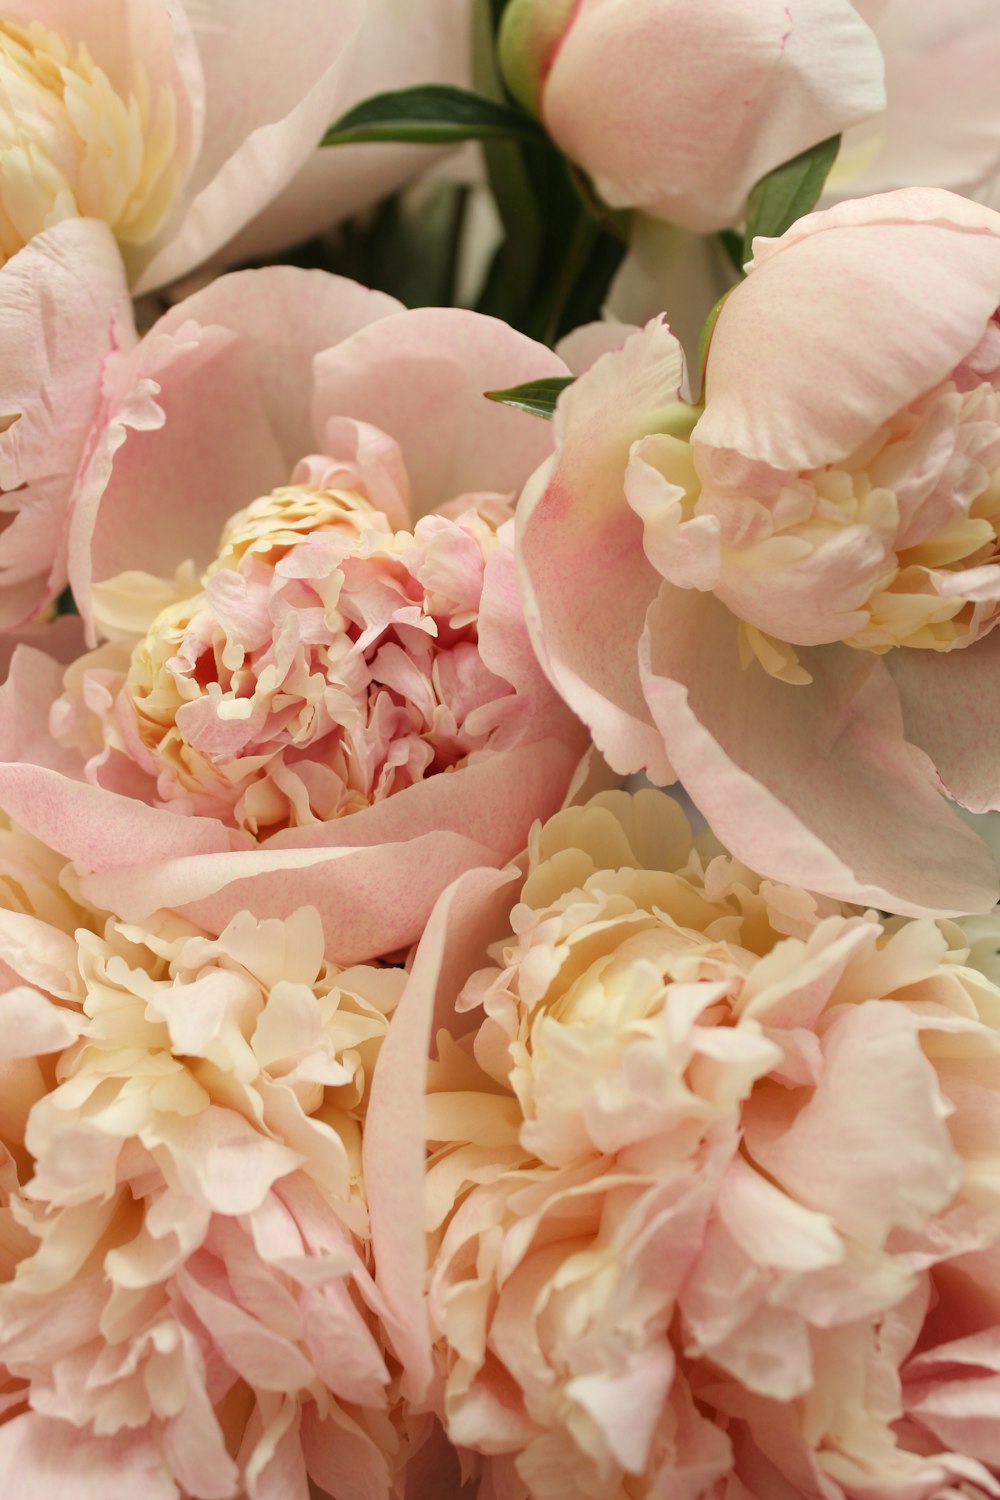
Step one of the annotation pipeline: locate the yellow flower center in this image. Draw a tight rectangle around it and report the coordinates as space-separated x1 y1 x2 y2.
0 20 180 263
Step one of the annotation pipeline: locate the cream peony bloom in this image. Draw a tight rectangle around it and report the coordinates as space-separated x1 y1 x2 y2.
0 820 411 1499
368 791 1000 1499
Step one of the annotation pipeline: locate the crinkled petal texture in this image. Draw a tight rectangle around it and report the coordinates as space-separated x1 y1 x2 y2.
367 788 1000 1500
0 0 470 292
828 0 1000 208
539 0 885 232
520 189 1000 916
0 218 130 630
0 271 586 965
0 820 414 1500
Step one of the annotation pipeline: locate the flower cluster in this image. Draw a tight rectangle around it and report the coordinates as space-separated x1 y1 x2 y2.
2 2 1000 1496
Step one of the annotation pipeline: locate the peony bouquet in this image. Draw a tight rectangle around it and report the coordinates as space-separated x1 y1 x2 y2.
2 2 1000 1496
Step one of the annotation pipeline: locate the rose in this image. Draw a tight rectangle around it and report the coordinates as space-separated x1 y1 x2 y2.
498 0 885 233
518 187 1000 917
0 268 589 964
0 0 469 292
365 788 1000 1499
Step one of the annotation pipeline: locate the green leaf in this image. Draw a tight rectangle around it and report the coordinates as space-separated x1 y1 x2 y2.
743 134 841 263
321 85 546 148
484 377 575 419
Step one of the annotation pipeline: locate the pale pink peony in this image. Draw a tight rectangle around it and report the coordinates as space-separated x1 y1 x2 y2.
499 0 885 233
365 788 1000 1499
518 188 1000 918
0 816 419 1500
0 269 588 963
0 0 470 292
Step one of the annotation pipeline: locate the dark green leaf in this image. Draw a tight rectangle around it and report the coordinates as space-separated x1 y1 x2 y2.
484 377 575 419
743 134 841 263
321 85 545 148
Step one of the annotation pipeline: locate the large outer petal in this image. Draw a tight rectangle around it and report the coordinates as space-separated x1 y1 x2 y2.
695 188 1000 475
639 585 999 915
0 649 583 965
311 308 567 518
364 862 520 1403
78 738 583 965
69 268 402 634
541 0 884 232
134 0 368 290
886 636 1000 814
516 320 685 781
0 220 129 629
219 0 474 266
830 0 1000 207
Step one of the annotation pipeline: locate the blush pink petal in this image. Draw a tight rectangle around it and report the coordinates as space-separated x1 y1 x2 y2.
886 638 1000 814
364 863 519 1403
835 1 1000 206
0 219 129 629
905 1329 1000 1465
134 0 369 291
696 188 1000 475
312 308 568 519
554 320 639 374
639 586 999 915
220 0 473 266
541 0 884 232
517 319 685 781
70 268 402 632
0 1414 178 1500
78 743 576 966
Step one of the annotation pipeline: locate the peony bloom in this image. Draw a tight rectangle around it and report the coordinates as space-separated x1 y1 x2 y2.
366 788 1000 1499
0 0 469 292
519 187 1000 918
0 269 588 963
498 0 885 234
0 817 414 1499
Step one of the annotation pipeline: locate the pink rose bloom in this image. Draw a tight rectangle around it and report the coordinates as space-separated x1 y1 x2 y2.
0 268 588 963
0 0 469 292
0 818 414 1500
519 188 1000 918
366 788 1000 1499
499 0 885 233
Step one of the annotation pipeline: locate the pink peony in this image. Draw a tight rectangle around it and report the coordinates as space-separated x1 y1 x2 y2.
0 817 417 1500
0 269 588 963
366 788 1000 1499
0 0 469 292
499 0 885 233
518 187 1000 917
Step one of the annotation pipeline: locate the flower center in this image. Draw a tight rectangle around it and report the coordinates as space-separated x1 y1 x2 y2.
122 483 515 836
0 20 180 263
699 356 1000 683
